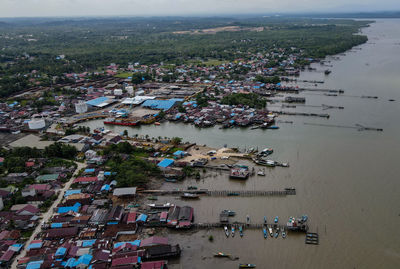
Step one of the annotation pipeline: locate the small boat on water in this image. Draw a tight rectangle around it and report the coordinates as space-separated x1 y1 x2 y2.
257 170 265 176
274 227 280 238
263 216 267 225
154 122 161 126
181 193 200 199
231 226 235 237
280 162 289 167
274 216 278 223
246 215 250 225
239 264 256 268
165 178 177 183
214 252 230 257
263 227 268 239
266 160 276 167
266 125 279 130
147 202 172 209
282 229 287 239
239 225 243 237
222 210 236 216
147 196 158 201
268 227 273 237
224 226 230 237
187 186 198 190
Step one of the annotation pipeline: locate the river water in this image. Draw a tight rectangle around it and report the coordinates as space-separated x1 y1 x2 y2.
79 19 400 269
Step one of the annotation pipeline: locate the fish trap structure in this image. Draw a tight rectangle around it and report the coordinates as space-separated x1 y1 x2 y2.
305 232 319 245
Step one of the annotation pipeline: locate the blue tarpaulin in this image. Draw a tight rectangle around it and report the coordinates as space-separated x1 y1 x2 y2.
157 159 174 168
84 168 95 173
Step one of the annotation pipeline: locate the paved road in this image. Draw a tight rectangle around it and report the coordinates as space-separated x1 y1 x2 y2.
11 161 86 269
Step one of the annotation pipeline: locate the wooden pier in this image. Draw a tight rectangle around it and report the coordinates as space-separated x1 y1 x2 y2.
301 88 344 94
270 110 330 118
193 222 286 230
139 188 296 197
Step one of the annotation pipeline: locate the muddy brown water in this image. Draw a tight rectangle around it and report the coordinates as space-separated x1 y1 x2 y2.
80 19 400 268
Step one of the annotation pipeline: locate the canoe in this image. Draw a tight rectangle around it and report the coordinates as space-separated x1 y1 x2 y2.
263 227 268 239
239 225 243 237
214 252 230 257
274 227 280 238
181 193 199 199
231 226 235 237
268 227 273 237
239 264 256 268
224 226 230 237
282 230 287 239
274 216 278 223
222 210 236 216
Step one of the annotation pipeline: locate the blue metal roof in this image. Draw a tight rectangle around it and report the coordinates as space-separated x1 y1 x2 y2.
64 189 81 197
173 150 184 156
84 168 95 173
157 159 174 168
51 223 63 228
141 99 183 111
101 184 110 191
55 247 67 256
57 202 81 214
86 97 108 106
74 254 92 266
114 240 141 248
27 242 42 250
82 239 96 247
136 214 148 222
26 261 43 269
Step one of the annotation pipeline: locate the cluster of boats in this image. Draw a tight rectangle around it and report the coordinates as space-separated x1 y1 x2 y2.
253 148 289 168
222 215 289 239
262 216 287 239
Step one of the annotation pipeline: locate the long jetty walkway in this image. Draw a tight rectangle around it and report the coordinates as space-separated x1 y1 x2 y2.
193 222 287 230
139 188 296 196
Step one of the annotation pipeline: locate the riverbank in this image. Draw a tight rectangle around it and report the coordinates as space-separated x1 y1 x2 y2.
75 20 400 269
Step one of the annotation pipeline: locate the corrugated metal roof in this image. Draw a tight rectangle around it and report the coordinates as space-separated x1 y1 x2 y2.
157 159 174 168
86 97 109 107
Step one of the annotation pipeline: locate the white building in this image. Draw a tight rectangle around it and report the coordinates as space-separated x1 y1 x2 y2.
28 115 46 130
114 89 123 96
126 86 134 95
75 101 88 114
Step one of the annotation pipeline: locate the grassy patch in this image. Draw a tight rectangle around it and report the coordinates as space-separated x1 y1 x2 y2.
115 72 133 78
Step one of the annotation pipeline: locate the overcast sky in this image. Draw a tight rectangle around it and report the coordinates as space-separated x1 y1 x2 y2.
1 0 400 17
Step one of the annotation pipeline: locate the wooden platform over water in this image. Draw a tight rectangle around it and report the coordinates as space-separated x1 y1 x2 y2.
139 189 296 197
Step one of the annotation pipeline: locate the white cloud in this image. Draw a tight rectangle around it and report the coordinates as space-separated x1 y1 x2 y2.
0 0 399 17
